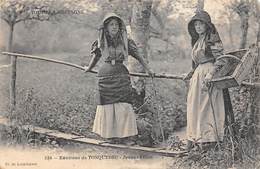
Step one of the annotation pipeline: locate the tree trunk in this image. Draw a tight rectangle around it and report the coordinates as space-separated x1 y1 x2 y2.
254 0 260 144
9 23 16 114
235 1 250 49
251 25 260 144
128 0 152 107
227 15 235 49
239 14 249 49
196 0 204 12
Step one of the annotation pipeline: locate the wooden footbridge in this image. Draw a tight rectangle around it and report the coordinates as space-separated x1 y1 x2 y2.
0 115 187 157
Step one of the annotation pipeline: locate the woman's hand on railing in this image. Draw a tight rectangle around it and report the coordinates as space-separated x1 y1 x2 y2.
202 72 213 91
147 68 155 77
204 72 213 84
182 70 194 81
83 66 91 72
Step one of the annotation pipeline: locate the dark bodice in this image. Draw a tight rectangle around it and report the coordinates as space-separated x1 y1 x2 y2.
90 39 140 63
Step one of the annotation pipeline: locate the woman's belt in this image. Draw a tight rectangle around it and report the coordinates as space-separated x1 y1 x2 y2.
105 59 123 65
196 58 215 64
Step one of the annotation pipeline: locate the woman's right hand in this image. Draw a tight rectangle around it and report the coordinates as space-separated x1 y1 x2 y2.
83 66 91 72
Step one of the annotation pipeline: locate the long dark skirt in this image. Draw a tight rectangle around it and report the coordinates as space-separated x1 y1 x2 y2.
97 63 133 105
92 63 137 138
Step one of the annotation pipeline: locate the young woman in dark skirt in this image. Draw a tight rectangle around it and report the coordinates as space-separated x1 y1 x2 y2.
84 13 153 145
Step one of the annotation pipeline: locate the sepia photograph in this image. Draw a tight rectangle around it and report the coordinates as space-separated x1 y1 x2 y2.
0 0 260 168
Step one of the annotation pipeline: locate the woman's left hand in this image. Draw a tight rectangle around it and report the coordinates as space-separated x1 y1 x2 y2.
202 72 213 90
147 68 155 77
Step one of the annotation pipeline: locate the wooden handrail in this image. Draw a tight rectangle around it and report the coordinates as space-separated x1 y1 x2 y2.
2 51 260 88
2 52 184 80
241 81 260 88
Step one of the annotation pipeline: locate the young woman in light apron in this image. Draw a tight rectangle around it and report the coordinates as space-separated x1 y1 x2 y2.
184 10 233 151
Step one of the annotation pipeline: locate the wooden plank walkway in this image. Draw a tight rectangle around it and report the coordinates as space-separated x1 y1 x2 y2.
0 115 187 157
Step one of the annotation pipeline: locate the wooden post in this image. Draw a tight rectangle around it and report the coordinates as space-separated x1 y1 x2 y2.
8 23 16 114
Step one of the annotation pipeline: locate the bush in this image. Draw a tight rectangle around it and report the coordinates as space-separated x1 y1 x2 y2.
12 87 97 138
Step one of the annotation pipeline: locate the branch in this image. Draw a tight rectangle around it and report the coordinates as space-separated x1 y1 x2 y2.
1 17 10 25
2 10 11 25
15 13 31 23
